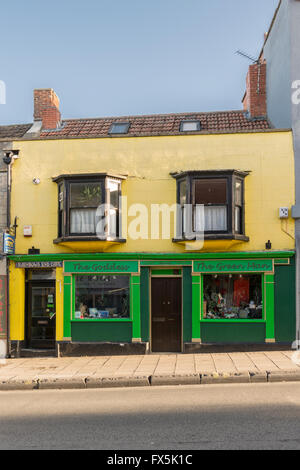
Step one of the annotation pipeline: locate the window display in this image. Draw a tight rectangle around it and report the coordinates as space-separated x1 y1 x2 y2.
203 274 262 320
74 275 130 319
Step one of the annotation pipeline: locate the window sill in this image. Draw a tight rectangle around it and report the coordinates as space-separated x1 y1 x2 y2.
200 319 265 323
53 236 126 253
173 234 249 242
71 318 132 322
54 236 126 243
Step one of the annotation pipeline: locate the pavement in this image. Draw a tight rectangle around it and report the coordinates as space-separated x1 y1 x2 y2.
1 350 300 390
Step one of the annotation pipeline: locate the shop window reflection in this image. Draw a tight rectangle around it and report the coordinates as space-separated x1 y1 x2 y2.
203 274 263 320
74 275 130 319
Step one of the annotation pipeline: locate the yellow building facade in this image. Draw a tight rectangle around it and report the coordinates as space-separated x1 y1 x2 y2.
7 117 296 355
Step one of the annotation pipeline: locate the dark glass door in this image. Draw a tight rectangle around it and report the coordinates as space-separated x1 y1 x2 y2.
151 278 182 353
27 281 56 349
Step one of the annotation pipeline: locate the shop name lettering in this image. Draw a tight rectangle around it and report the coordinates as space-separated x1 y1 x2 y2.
72 263 130 272
194 261 271 272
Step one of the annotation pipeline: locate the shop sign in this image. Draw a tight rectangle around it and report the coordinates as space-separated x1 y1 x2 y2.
0 275 7 339
64 260 139 274
15 261 63 268
3 233 15 255
193 259 273 273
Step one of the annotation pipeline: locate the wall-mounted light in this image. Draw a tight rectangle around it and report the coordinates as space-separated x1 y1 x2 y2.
32 178 40 185
265 240 272 250
2 149 19 165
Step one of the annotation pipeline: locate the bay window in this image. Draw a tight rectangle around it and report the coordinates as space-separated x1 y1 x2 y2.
173 170 249 240
53 174 124 241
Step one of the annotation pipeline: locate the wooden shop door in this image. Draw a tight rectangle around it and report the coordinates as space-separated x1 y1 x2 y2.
151 277 182 353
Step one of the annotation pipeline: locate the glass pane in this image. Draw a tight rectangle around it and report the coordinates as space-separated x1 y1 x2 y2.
108 180 119 209
181 121 200 131
70 208 97 234
194 179 227 204
199 205 227 231
109 123 129 134
58 184 64 210
203 274 262 320
70 182 102 208
31 287 55 318
235 206 241 233
235 180 242 206
179 180 187 205
74 275 130 319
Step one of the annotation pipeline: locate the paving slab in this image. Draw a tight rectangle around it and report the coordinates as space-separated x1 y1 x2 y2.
211 353 238 373
245 352 281 372
0 351 297 390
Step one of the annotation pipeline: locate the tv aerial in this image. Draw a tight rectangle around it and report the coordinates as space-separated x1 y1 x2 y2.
236 50 258 64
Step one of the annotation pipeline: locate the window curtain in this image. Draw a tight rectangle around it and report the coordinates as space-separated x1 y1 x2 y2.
70 209 97 234
195 205 227 232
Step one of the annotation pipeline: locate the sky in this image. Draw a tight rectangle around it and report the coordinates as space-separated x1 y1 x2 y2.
0 0 279 125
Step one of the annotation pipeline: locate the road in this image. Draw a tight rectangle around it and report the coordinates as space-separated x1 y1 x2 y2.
1 382 300 450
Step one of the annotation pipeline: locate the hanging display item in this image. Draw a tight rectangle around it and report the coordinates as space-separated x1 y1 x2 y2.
203 274 263 320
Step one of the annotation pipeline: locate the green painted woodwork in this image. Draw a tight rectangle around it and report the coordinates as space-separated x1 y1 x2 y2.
13 252 294 345
151 269 182 275
201 323 266 343
63 277 72 338
182 267 193 342
64 260 139 274
192 276 201 340
131 276 141 339
10 251 295 262
265 274 275 340
274 259 296 342
274 259 290 265
141 261 192 266
71 321 132 342
201 319 266 323
193 259 273 273
140 268 150 342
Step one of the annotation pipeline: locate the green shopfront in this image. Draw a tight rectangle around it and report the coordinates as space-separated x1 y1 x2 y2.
9 251 296 356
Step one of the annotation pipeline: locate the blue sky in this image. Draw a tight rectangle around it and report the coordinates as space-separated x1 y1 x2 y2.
0 0 279 125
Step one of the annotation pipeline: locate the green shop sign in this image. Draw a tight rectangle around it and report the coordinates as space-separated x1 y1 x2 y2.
64 260 139 274
193 259 273 273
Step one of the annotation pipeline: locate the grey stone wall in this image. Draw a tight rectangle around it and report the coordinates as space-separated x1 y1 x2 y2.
0 142 9 253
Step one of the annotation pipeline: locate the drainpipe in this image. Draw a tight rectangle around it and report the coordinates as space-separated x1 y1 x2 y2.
3 150 19 358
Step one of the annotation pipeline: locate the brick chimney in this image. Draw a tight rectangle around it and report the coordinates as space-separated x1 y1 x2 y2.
34 89 61 129
242 62 267 119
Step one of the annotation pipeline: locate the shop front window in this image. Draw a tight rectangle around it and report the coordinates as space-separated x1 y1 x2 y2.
203 274 263 320
74 275 130 319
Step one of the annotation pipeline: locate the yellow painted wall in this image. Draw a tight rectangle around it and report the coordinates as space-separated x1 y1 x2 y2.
11 131 295 254
9 265 25 340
